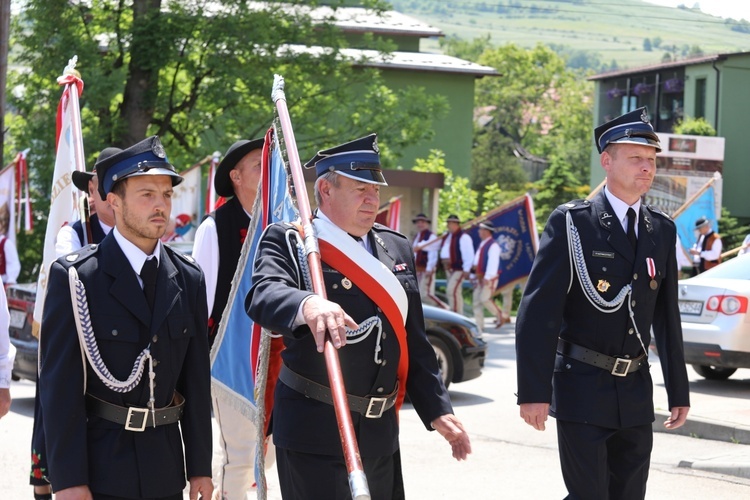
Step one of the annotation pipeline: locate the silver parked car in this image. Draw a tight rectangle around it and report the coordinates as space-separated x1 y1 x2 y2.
678 253 750 380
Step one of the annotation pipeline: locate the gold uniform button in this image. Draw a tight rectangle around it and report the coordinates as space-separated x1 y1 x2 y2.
633 273 638 280
152 335 158 343
628 328 634 335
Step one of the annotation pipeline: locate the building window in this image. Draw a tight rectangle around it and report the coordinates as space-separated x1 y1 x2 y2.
695 78 707 119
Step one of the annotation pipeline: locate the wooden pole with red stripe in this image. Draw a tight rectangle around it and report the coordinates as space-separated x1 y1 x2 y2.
271 74 370 500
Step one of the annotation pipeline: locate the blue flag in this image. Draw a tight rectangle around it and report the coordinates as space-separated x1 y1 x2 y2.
674 184 717 256
465 194 539 292
210 127 297 415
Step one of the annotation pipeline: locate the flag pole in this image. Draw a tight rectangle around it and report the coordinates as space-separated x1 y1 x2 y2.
271 74 370 500
671 172 721 220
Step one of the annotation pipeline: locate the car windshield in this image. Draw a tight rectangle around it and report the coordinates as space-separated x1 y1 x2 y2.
698 254 750 280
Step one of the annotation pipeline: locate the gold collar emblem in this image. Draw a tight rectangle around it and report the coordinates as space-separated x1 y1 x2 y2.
597 279 611 293
341 277 353 290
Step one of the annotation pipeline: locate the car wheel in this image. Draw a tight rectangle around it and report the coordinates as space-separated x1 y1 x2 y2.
692 364 737 380
428 335 454 389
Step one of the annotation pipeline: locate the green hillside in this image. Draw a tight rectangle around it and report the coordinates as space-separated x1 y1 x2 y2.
387 0 750 70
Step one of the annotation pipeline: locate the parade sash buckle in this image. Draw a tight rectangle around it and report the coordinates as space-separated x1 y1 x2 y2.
125 407 150 432
611 358 632 377
366 397 389 419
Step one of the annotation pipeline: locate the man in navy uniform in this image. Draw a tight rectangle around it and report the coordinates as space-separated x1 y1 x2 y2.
246 134 471 499
516 107 690 500
39 136 213 500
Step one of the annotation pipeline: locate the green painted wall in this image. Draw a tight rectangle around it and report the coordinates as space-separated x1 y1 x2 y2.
381 69 478 178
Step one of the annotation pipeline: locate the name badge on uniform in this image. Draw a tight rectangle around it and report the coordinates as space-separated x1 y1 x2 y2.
592 250 615 259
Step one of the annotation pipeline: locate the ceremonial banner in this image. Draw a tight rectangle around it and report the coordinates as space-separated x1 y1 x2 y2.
33 60 86 336
0 161 17 242
673 181 717 260
210 127 297 416
169 162 201 241
375 196 401 232
465 194 539 292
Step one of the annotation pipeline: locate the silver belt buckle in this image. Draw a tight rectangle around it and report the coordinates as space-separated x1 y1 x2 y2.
125 407 149 432
365 397 388 418
611 358 632 377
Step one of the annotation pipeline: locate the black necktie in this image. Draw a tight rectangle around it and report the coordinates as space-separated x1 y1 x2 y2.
140 258 158 310
626 208 637 252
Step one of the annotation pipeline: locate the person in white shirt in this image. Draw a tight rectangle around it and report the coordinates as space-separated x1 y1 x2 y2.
0 283 14 418
470 220 505 333
192 137 274 499
439 214 474 314
689 216 722 275
55 148 119 257
412 213 447 308
0 203 20 284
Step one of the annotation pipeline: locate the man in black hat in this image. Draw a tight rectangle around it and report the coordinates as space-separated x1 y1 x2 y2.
516 107 690 500
411 213 445 308
192 137 270 498
438 214 474 314
55 148 120 256
689 216 722 275
470 220 504 333
246 133 471 499
38 136 213 500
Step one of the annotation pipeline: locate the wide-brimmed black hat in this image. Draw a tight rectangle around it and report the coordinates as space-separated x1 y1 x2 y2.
695 216 711 229
304 133 387 186
412 213 431 224
72 147 123 192
95 136 182 198
446 214 461 223
594 106 661 154
214 138 265 197
478 220 495 232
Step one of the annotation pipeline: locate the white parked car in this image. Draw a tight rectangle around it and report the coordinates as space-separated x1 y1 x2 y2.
678 253 750 380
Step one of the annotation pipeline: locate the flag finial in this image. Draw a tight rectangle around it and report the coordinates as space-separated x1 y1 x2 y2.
62 55 81 79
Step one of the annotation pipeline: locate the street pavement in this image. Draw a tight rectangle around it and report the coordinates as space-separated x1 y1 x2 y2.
2 318 750 498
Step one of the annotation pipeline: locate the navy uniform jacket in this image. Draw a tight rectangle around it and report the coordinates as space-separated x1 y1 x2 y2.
39 233 212 497
245 222 453 458
516 191 690 429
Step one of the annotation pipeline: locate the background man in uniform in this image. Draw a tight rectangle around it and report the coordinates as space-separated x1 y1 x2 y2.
55 148 119 256
690 216 722 275
30 147 122 500
411 213 445 308
193 137 273 499
439 214 473 314
245 134 470 499
515 107 690 500
470 220 504 333
38 136 213 500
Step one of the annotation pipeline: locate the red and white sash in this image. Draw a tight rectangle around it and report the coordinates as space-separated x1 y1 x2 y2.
313 218 410 410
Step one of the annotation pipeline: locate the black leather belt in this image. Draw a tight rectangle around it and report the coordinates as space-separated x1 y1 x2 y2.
86 392 185 432
557 339 647 377
279 365 398 419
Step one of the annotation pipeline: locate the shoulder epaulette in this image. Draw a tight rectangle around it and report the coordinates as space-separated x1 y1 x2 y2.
372 222 407 240
560 199 591 211
62 243 99 265
166 244 198 267
645 204 672 220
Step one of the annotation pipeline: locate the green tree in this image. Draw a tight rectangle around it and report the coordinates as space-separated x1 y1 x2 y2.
412 149 477 233
718 206 749 260
6 0 444 281
466 43 593 206
643 38 652 52
531 161 589 227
